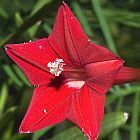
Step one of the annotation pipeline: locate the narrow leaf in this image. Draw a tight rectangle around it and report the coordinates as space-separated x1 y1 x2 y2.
99 112 129 139
3 65 23 87
130 91 139 140
91 0 118 54
0 83 8 115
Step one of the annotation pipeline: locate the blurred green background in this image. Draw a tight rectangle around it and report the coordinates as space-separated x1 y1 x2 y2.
0 0 140 140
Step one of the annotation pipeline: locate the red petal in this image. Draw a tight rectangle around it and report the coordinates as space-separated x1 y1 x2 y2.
19 84 75 133
49 2 89 64
81 42 120 65
67 84 105 140
114 66 140 85
5 38 65 85
86 59 123 94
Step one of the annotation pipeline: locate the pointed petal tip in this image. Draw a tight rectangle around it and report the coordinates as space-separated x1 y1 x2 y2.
4 44 10 50
4 44 16 52
19 125 31 134
62 1 67 5
62 1 69 9
4 44 13 53
19 131 31 134
4 45 8 51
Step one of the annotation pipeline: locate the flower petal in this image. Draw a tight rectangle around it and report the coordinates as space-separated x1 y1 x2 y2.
81 42 120 65
5 38 64 85
86 59 123 94
114 66 140 85
19 84 75 133
48 2 89 64
67 84 105 140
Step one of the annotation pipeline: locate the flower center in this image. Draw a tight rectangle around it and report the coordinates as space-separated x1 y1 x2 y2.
47 58 65 76
48 58 87 89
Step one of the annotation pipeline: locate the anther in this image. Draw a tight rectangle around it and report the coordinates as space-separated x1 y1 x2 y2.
47 58 65 76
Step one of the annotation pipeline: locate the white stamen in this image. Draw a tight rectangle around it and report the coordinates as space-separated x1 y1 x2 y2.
29 40 32 42
26 131 30 133
88 39 90 41
71 16 74 19
47 58 65 76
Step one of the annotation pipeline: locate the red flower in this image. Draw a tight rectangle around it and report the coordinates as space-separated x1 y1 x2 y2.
5 2 140 140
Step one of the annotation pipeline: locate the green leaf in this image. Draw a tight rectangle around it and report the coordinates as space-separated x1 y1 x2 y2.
0 0 60 47
112 97 124 140
2 122 14 140
30 0 52 16
12 65 30 86
48 112 128 140
43 23 52 34
15 12 23 27
106 85 140 106
0 6 8 19
99 112 129 139
49 127 86 140
130 91 140 140
105 9 140 28
0 83 8 116
11 133 29 140
3 65 23 87
0 106 18 132
72 1 94 38
91 0 118 54
32 126 53 140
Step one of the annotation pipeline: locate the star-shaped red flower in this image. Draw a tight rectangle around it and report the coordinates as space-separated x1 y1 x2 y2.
5 2 140 140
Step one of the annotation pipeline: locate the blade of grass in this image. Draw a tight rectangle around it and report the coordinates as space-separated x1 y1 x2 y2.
0 106 18 132
32 126 53 140
3 65 23 87
49 112 128 140
2 122 14 140
72 1 94 38
106 85 140 106
48 127 85 140
11 134 29 140
0 6 8 19
15 12 23 27
30 0 52 16
0 83 8 116
0 0 60 47
12 65 30 86
130 91 139 140
123 124 140 133
104 8 140 28
99 112 129 139
91 0 118 54
112 97 123 140
43 23 52 34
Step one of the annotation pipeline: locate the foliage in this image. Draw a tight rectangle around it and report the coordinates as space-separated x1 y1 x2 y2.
0 0 140 140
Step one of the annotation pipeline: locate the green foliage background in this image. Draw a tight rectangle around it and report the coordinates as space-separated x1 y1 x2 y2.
0 0 140 140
